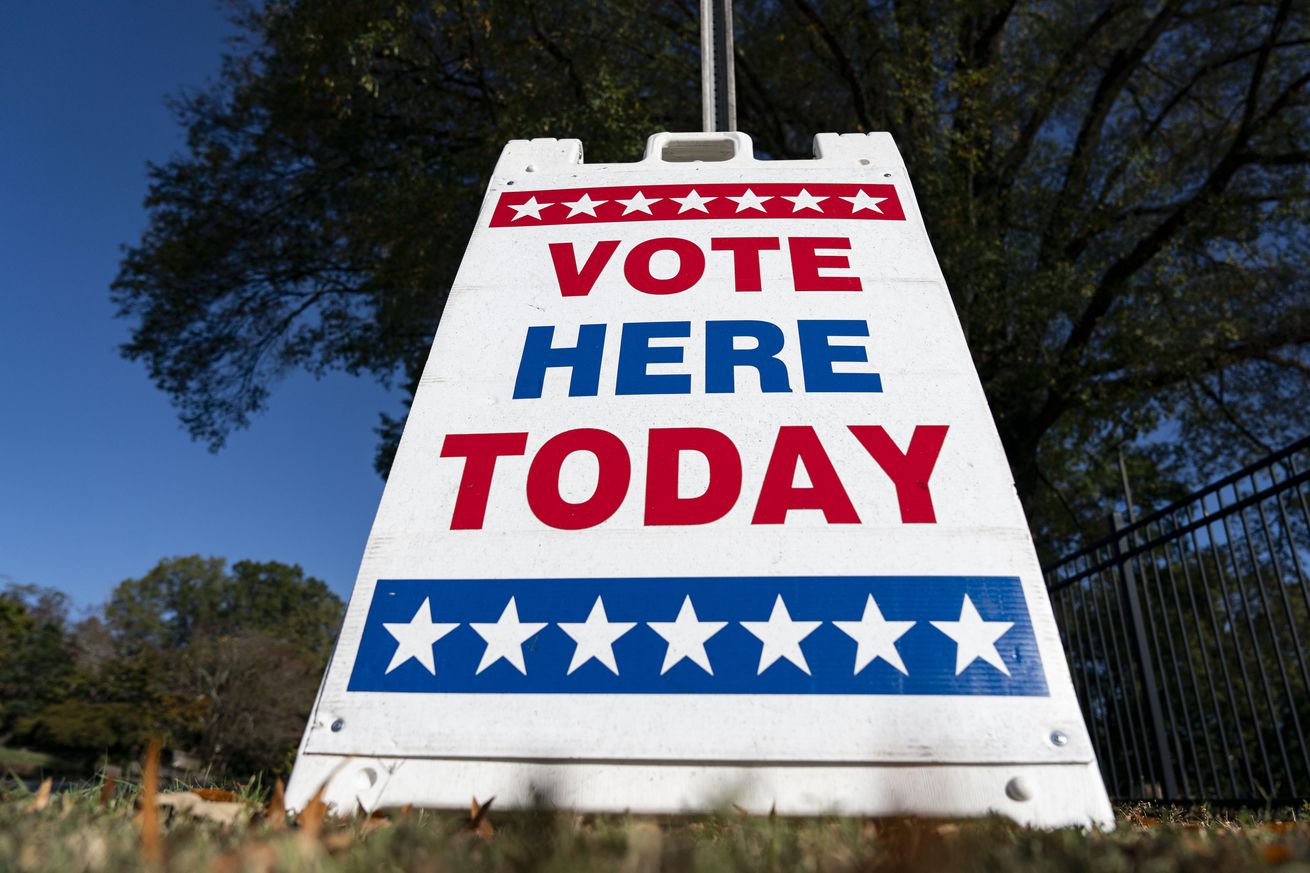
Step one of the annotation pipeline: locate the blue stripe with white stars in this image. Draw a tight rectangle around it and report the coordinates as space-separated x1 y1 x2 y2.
347 576 1048 696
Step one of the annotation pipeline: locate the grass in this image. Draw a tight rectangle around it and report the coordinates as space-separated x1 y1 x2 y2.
3 775 1310 873
0 747 56 769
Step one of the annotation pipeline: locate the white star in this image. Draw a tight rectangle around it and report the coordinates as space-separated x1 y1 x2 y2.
558 597 635 675
562 193 607 218
833 595 916 675
470 597 547 675
728 188 772 212
840 189 887 213
930 594 1014 676
672 189 716 213
648 596 728 675
616 191 661 215
508 196 549 221
783 188 828 213
741 595 822 675
382 598 459 675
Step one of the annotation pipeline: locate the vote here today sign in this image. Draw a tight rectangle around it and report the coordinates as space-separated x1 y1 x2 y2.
286 132 1112 827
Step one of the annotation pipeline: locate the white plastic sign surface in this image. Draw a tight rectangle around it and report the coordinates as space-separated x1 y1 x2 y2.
286 131 1112 827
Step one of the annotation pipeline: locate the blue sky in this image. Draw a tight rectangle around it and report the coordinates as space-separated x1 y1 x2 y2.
0 2 402 608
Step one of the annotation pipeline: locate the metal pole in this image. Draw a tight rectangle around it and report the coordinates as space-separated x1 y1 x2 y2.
700 0 737 132
1118 446 1137 524
1111 511 1181 799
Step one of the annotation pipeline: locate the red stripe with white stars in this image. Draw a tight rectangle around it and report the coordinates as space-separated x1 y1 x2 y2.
489 183 904 227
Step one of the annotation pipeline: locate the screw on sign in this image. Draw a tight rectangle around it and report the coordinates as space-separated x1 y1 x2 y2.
285 131 1112 828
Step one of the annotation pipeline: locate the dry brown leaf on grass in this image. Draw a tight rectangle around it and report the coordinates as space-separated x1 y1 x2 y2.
323 832 355 852
157 792 249 826
297 783 329 843
139 738 163 865
191 788 238 803
292 758 354 846
24 777 52 813
468 796 495 838
98 770 117 808
1260 821 1304 834
290 784 331 862
361 808 393 834
1127 811 1161 828
266 779 287 830
1264 843 1296 864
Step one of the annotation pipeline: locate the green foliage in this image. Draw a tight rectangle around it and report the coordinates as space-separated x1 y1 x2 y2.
0 747 54 768
14 558 344 776
113 0 1310 549
18 702 157 756
0 586 77 740
103 556 342 660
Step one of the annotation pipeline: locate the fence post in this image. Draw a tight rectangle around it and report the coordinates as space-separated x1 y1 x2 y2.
1110 511 1180 800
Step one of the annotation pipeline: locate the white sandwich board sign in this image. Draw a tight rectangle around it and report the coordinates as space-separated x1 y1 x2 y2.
286 131 1113 827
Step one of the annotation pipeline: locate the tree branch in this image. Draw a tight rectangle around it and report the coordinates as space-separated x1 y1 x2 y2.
1039 0 1183 266
1057 14 1306 373
993 2 1129 185
783 0 877 130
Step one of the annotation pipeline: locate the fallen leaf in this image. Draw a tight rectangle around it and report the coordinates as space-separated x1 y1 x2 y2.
24 778 52 813
323 832 354 852
469 796 495 838
157 792 248 826
266 779 287 830
207 851 241 873
1264 844 1295 864
192 788 237 803
362 815 392 834
139 738 163 865
99 770 117 808
298 783 329 842
1262 822 1301 834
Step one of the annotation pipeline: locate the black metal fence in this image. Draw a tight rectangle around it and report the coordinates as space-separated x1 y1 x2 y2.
1044 438 1310 804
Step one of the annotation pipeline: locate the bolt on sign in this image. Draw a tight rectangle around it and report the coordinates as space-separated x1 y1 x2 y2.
286 132 1113 827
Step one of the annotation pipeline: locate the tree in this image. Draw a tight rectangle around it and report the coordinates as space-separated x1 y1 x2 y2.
17 557 343 773
0 585 76 742
113 0 1310 548
98 556 344 772
103 556 342 660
